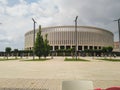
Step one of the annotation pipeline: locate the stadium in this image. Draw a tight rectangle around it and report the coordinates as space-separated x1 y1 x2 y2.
25 26 114 51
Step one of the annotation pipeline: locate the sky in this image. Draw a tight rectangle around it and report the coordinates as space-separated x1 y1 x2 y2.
0 0 120 51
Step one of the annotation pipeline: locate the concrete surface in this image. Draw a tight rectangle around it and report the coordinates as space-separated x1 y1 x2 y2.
0 56 120 90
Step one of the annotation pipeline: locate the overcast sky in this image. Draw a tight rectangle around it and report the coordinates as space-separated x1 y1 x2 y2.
0 0 120 51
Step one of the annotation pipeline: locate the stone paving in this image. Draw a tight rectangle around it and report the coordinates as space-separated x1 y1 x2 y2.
0 79 61 90
0 79 120 90
0 56 120 90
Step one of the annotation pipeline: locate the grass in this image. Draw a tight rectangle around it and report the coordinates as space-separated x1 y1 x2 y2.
22 58 50 61
0 58 21 61
64 58 89 61
98 58 120 62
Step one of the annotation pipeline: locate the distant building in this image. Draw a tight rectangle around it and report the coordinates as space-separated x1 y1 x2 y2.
114 42 119 51
25 26 114 51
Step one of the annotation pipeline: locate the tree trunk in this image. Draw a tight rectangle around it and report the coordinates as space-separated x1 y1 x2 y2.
15 53 17 59
44 56 46 59
7 54 8 60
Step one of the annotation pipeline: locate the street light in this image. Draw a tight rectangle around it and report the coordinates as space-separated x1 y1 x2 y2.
75 16 78 60
114 18 120 51
32 18 37 60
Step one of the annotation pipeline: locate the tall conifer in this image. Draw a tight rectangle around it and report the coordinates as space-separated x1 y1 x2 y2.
34 25 44 59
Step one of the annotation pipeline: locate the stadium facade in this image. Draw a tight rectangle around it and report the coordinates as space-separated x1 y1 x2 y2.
25 26 114 51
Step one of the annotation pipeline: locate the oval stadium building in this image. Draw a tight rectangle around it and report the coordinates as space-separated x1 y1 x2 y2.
25 26 114 51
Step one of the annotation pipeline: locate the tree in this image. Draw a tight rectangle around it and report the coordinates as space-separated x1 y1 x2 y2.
14 49 18 59
43 34 50 59
107 46 113 52
102 47 107 53
102 46 113 58
34 25 44 59
5 47 11 59
102 46 113 54
70 47 75 58
107 46 113 58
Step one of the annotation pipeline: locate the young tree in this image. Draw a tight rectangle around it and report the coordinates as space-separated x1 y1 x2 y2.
14 49 19 59
102 46 113 54
102 47 107 56
107 46 113 52
34 25 44 59
70 47 75 58
107 46 113 58
5 47 11 59
43 34 50 59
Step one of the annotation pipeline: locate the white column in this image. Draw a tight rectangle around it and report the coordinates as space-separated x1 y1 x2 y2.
53 46 55 51
82 46 84 51
88 46 90 50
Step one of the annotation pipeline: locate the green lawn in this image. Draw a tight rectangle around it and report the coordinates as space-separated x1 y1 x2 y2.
64 58 89 61
22 58 50 61
98 58 120 62
0 58 21 61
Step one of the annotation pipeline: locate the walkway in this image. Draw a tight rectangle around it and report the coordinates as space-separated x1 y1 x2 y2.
0 57 120 89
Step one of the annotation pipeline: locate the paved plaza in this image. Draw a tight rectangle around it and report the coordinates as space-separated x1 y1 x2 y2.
0 57 120 90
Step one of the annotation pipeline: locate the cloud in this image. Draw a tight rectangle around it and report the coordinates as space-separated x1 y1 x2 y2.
0 0 7 5
51 0 120 41
6 4 28 16
0 0 120 51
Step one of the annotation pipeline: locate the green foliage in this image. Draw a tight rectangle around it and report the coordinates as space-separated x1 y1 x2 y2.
107 46 113 52
14 49 19 59
102 46 113 53
34 25 50 59
0 58 20 61
34 25 44 59
99 59 120 62
22 58 50 61
55 49 72 56
64 58 89 61
14 49 18 53
43 34 50 58
80 46 113 56
102 47 107 52
5 47 11 59
71 47 75 52
5 47 11 53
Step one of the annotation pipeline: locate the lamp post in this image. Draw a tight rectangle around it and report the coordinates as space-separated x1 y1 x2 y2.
75 16 78 60
114 18 120 51
32 18 36 60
